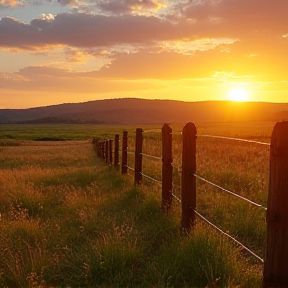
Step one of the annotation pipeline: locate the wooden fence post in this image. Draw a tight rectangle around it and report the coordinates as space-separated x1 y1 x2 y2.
181 122 197 232
263 121 288 288
105 140 109 164
114 134 120 168
162 123 173 212
122 131 128 175
92 138 98 155
98 142 102 158
109 139 113 165
101 142 105 159
134 128 143 185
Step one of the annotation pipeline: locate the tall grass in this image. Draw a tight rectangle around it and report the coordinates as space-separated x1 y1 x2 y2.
0 122 270 287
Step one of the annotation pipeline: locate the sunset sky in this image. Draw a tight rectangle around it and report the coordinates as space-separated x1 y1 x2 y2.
1 0 287 108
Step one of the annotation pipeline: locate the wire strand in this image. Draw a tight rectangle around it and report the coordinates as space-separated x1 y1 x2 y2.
140 152 162 160
194 210 264 263
194 174 267 210
142 129 161 134
172 193 181 203
198 134 270 146
124 165 135 171
140 172 162 185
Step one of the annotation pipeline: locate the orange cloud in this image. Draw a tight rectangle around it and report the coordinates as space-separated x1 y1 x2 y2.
0 66 164 93
97 0 165 14
0 0 23 7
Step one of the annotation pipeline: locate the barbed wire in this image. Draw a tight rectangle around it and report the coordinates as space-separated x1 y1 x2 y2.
194 174 267 210
198 134 270 146
194 210 264 264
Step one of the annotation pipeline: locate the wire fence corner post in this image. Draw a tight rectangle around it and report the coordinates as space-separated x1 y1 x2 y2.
263 121 288 288
181 122 197 233
162 123 173 213
122 131 128 175
134 128 143 185
114 134 120 169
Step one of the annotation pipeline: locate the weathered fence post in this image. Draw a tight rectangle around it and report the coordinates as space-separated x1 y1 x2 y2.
181 122 197 232
263 121 288 288
96 141 101 158
101 142 105 159
109 139 113 165
134 128 143 185
114 134 120 168
122 131 128 175
162 123 173 212
92 138 98 155
105 140 109 164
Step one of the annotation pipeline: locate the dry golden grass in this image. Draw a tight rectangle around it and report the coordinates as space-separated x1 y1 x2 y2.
0 122 272 287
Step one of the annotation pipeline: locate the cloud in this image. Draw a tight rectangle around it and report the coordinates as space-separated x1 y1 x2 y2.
0 0 287 95
91 49 235 80
0 0 23 7
37 13 55 20
182 0 288 37
0 66 164 94
1 0 287 53
0 13 180 49
56 0 76 6
97 0 164 14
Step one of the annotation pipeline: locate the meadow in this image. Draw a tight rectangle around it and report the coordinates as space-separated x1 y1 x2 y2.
0 122 275 287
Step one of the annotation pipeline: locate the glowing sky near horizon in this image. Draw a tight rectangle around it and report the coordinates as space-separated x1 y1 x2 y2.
0 0 287 108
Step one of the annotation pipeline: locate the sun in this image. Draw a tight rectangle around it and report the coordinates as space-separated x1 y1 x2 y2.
228 88 249 102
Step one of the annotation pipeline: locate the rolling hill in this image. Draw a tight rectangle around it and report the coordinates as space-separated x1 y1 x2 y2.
1 98 288 124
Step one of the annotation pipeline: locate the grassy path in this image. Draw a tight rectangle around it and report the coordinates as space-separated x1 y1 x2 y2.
0 140 261 287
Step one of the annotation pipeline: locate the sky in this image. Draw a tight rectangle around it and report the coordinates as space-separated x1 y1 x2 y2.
0 0 287 108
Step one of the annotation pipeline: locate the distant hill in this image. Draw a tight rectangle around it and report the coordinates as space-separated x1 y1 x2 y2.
1 98 288 124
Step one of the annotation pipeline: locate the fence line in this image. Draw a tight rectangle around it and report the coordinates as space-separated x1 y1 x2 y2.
194 173 267 210
92 121 288 287
194 210 264 263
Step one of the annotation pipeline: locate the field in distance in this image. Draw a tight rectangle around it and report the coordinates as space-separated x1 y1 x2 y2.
0 120 275 141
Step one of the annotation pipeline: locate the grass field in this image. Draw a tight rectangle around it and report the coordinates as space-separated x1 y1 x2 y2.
0 121 275 287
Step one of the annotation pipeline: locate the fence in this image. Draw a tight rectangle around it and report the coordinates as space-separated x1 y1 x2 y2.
92 121 288 288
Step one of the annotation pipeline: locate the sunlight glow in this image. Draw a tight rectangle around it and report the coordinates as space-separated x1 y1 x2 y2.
228 88 249 102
